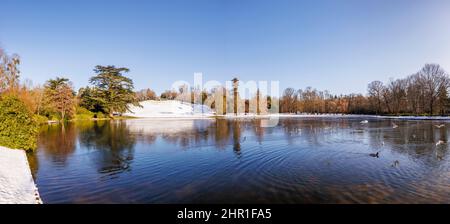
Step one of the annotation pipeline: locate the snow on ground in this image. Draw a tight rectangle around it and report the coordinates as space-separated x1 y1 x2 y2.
0 146 42 204
123 100 214 118
272 114 450 120
123 101 374 119
124 101 450 121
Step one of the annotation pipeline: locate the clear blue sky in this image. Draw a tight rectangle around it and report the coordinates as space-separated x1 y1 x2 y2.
1 0 450 95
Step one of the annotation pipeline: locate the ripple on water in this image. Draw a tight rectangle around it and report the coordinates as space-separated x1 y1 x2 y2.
33 118 450 203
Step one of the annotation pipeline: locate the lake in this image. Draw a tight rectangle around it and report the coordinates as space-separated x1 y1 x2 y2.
28 117 450 204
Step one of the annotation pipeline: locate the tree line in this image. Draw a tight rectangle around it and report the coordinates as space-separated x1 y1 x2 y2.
279 64 450 116
1 48 140 123
2 46 450 122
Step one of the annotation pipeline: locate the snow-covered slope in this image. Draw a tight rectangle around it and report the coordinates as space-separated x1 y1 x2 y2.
123 100 214 118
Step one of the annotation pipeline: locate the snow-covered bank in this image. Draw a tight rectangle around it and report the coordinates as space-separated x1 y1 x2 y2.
123 100 450 121
123 100 214 118
218 113 450 121
273 114 450 120
375 115 450 120
0 146 42 204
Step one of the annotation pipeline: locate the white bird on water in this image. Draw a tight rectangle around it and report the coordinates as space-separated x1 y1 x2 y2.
360 120 369 124
436 140 446 146
391 160 400 167
392 123 398 129
434 124 445 128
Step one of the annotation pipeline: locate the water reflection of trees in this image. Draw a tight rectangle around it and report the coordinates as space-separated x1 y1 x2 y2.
34 118 448 177
37 123 77 164
232 119 242 156
279 118 351 146
213 119 231 149
158 119 243 157
26 151 39 179
28 123 78 178
252 119 265 145
78 121 136 174
161 129 209 148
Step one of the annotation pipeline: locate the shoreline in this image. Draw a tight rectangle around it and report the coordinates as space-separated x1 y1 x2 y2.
42 113 450 123
114 114 450 121
0 146 42 204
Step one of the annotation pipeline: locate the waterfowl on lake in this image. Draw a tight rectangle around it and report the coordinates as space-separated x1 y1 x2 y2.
436 140 446 146
391 160 400 167
434 124 445 128
360 120 368 124
369 152 380 158
392 123 398 129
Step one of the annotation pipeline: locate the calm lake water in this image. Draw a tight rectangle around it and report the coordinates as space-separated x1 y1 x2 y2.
28 117 450 204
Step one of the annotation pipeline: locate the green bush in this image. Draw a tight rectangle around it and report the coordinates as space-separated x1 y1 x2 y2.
34 114 49 125
49 114 61 121
94 112 107 119
76 106 93 115
74 107 94 120
0 95 38 151
74 113 94 120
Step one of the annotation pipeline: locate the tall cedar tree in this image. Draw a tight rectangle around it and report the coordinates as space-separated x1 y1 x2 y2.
89 65 139 118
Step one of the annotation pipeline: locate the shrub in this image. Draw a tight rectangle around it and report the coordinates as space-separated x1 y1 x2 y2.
74 113 94 120
76 106 93 115
0 95 38 151
49 114 61 121
34 114 49 125
74 107 94 120
94 112 107 119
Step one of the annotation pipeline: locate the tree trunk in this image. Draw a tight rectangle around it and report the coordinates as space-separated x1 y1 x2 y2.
234 90 238 116
256 91 260 115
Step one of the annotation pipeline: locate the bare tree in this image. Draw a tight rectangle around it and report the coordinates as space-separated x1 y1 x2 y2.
160 90 178 100
367 81 385 114
418 64 449 115
0 49 20 93
281 88 296 113
232 78 239 115
388 78 407 114
136 88 157 101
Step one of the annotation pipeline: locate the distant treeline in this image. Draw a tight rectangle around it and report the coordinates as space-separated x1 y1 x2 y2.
137 64 450 116
2 46 450 119
279 64 450 116
1 48 140 123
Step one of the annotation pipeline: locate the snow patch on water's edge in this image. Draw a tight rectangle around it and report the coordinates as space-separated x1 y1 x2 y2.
0 146 42 204
123 100 450 121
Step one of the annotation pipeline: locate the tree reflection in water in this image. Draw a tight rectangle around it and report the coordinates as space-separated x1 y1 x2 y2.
71 121 135 174
37 123 77 164
31 118 450 203
34 119 450 173
232 119 242 157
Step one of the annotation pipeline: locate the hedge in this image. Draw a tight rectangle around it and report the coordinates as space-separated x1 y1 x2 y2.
0 95 38 151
